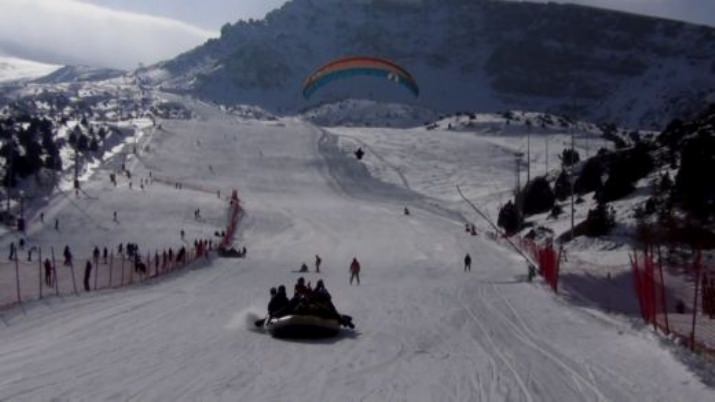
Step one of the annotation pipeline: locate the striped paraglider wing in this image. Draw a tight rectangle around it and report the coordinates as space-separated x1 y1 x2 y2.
302 56 419 98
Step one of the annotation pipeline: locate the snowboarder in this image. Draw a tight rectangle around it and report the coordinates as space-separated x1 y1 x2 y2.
44 258 53 286
464 253 472 272
315 254 322 273
83 260 92 291
350 257 361 285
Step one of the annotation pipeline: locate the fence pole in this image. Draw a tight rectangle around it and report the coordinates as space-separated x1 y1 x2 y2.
14 255 21 304
93 256 99 290
51 247 59 297
690 250 702 351
108 252 113 288
656 246 670 334
69 260 78 296
38 247 43 299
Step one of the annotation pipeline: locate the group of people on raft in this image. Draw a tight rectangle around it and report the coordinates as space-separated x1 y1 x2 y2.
267 277 354 329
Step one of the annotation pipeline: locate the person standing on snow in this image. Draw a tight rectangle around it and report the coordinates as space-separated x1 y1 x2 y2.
63 246 73 266
349 257 361 285
464 253 472 272
44 258 53 286
315 254 322 273
83 260 92 291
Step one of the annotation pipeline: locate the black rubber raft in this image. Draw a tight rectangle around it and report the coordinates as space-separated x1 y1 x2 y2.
265 315 341 339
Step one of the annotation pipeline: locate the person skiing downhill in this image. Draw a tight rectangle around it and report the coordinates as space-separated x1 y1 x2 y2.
464 253 472 272
350 257 361 285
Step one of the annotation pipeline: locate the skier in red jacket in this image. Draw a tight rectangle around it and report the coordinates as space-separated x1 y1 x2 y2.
349 257 361 285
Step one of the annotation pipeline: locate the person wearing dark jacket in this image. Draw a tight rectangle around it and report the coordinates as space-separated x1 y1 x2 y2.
349 257 361 285
44 258 53 286
268 285 290 318
83 260 92 291
464 253 472 272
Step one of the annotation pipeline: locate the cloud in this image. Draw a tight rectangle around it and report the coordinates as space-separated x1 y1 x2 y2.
0 0 218 70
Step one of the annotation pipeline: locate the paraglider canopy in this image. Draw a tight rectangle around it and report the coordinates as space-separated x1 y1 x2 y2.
303 56 419 99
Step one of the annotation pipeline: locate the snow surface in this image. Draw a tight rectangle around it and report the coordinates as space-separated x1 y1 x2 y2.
0 98 711 400
0 56 61 83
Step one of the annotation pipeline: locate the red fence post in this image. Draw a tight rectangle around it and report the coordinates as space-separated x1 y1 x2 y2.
108 252 113 288
51 247 59 297
656 246 669 334
14 255 21 304
690 250 702 351
38 247 43 299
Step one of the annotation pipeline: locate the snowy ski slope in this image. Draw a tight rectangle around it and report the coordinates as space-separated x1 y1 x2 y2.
0 98 711 401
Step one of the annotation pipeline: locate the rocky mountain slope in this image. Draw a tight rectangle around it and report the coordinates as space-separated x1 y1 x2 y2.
138 0 715 129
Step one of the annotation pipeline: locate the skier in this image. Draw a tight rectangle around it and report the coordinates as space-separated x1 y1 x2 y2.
354 147 365 160
44 258 53 286
180 229 185 240
8 242 15 261
404 207 410 215
470 224 477 236
83 260 92 291
349 257 361 285
93 246 100 262
464 253 472 272
55 218 59 231
315 254 322 273
103 247 108 263
40 212 44 223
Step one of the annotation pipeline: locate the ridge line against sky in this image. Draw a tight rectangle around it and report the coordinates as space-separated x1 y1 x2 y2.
0 0 713 70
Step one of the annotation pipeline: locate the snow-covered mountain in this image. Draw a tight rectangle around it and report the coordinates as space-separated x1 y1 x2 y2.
138 0 715 129
0 56 61 83
33 65 125 84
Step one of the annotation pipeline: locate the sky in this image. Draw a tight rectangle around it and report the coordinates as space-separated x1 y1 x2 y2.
0 0 713 70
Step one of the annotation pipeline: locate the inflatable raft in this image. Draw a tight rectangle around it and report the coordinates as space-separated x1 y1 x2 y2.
265 315 341 338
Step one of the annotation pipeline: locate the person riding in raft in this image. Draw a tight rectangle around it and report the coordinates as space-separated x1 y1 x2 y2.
268 286 290 319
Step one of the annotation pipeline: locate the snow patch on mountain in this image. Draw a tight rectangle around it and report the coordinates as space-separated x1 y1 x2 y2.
0 56 61 83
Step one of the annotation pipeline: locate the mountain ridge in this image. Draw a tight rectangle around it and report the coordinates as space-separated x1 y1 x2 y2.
138 0 715 129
